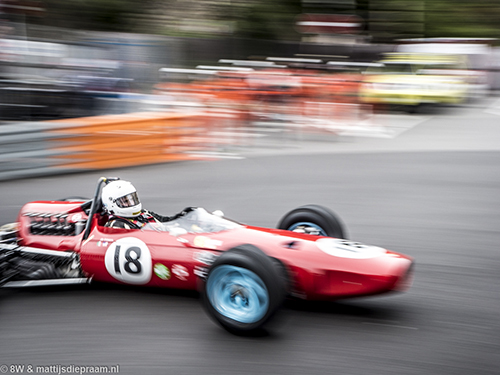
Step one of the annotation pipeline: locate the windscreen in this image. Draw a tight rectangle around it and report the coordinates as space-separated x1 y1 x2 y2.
143 208 241 235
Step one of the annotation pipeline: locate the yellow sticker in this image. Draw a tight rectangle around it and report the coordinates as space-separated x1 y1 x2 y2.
193 236 222 250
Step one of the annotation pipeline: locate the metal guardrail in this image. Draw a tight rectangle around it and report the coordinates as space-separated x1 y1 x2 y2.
0 122 79 181
0 112 203 181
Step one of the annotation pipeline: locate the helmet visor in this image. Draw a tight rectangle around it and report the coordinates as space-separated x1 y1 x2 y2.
115 192 140 208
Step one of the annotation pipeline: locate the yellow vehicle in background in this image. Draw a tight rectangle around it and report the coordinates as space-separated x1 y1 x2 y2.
359 53 469 112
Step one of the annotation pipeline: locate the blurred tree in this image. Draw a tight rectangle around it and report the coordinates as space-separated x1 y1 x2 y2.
37 0 148 32
362 0 425 42
232 0 302 40
426 0 500 39
20 0 500 42
363 0 500 42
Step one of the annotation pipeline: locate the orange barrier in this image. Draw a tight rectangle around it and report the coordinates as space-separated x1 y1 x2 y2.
47 112 206 170
153 69 371 138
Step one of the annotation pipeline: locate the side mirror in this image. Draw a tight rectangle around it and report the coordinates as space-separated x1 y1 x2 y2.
212 210 224 217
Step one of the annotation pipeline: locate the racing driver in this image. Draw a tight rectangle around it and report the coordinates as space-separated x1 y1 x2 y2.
101 180 192 229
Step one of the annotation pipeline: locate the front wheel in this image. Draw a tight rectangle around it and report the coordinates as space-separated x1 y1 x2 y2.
277 204 347 239
202 244 285 335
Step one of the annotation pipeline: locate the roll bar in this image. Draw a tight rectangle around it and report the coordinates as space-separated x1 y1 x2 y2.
82 177 120 240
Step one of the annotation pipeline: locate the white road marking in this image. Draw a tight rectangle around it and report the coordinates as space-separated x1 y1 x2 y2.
339 114 432 138
187 151 245 159
483 98 500 116
185 113 432 159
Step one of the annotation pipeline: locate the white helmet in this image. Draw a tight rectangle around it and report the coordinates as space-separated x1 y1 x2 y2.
101 180 142 218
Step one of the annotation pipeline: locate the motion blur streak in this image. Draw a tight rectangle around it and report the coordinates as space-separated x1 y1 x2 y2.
1 1 500 374
1 100 500 375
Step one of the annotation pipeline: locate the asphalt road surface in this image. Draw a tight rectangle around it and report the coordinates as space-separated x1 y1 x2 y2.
1 101 500 375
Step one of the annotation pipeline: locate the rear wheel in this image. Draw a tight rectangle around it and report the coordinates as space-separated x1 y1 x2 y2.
203 244 285 335
277 204 347 239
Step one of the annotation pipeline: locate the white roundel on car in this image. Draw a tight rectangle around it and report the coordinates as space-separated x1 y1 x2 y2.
316 238 386 259
104 237 152 284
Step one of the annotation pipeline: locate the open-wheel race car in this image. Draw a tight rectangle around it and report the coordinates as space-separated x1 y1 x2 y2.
0 177 414 334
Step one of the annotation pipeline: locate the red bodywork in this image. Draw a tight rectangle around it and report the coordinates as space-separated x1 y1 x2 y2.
17 201 413 300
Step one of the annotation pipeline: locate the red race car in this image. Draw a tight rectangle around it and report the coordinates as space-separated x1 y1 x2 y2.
0 177 414 334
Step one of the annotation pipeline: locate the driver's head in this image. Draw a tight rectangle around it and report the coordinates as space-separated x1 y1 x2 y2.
102 180 142 218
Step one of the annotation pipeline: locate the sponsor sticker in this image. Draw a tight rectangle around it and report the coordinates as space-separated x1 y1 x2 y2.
194 266 208 278
193 251 218 265
193 236 222 250
171 264 189 281
97 238 113 247
154 263 171 280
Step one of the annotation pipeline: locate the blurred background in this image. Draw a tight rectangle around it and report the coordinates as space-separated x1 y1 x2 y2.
1 2 500 375
1 0 499 121
2 0 500 179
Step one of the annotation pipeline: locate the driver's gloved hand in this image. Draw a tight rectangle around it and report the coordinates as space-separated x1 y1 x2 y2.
171 207 196 220
149 207 196 222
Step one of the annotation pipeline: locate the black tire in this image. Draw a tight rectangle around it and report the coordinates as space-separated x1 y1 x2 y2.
277 204 347 239
202 244 286 335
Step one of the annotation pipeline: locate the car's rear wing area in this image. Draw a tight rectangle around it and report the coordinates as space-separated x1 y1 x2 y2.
0 242 90 288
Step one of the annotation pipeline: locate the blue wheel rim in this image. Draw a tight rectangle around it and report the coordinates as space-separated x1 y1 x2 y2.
207 265 269 324
287 222 327 236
